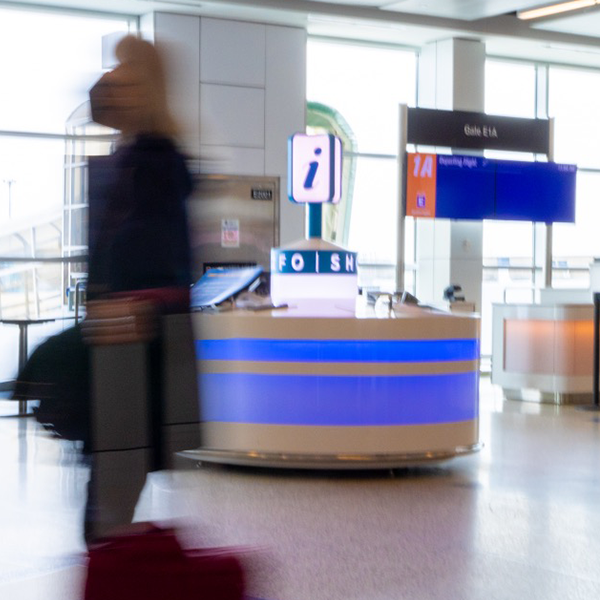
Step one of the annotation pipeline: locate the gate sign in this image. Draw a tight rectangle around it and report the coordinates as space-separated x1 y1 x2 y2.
288 133 342 203
407 107 550 153
406 153 439 218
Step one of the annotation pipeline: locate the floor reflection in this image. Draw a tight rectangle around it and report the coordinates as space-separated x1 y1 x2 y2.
2 378 600 599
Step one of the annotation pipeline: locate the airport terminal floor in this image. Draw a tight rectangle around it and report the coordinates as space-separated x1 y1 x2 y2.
2 378 600 600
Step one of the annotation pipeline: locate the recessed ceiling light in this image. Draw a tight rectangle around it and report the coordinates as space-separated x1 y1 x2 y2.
518 0 597 20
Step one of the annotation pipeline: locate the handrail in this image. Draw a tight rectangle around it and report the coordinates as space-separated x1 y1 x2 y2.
0 256 88 263
0 129 116 142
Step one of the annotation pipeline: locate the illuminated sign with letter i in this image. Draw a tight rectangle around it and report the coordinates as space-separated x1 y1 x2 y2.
288 133 342 204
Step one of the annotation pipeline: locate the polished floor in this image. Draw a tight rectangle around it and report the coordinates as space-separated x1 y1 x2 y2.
2 379 600 600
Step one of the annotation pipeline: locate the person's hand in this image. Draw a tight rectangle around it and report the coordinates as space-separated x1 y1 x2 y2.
81 298 158 345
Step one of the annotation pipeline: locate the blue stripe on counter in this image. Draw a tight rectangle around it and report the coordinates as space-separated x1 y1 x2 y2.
196 338 479 363
199 371 479 426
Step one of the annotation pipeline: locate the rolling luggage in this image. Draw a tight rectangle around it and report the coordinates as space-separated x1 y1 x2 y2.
84 524 246 600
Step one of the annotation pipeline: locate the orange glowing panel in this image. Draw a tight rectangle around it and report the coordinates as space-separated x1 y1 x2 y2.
504 319 593 376
554 320 594 376
406 153 437 218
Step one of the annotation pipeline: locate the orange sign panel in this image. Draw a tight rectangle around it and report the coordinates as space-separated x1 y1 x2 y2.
406 153 437 218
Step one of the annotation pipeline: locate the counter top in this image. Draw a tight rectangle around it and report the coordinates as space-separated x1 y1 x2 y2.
194 300 480 341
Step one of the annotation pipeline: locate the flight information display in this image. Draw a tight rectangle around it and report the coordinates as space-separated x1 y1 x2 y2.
406 153 576 223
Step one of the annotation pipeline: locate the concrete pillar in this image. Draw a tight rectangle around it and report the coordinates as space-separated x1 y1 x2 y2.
415 39 485 311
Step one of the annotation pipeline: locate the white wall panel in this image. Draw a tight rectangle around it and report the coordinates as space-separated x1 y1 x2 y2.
200 84 265 148
449 258 483 308
200 145 265 175
144 13 305 245
200 18 266 87
265 25 306 244
149 13 201 159
265 25 306 176
450 220 483 260
416 258 435 304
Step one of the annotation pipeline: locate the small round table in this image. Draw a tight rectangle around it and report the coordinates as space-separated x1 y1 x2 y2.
1 317 58 416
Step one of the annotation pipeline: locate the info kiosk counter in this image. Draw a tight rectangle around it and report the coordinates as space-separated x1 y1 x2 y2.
188 302 481 469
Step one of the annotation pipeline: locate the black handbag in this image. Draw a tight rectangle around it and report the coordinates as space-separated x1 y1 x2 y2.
13 325 90 445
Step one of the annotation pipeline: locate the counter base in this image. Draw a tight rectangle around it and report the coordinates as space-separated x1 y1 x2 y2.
179 444 482 470
503 388 593 405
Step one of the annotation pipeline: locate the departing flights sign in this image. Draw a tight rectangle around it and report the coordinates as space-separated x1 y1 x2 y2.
406 153 576 223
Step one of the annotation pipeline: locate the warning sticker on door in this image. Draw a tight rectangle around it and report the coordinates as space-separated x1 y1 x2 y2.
221 219 240 248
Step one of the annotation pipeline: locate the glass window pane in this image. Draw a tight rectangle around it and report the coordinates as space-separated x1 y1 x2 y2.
0 9 131 134
483 220 533 260
550 67 600 169
482 59 537 357
553 171 600 288
349 156 398 260
0 136 65 222
349 156 399 292
0 7 131 390
481 217 534 357
307 40 416 155
485 60 536 118
550 68 600 284
307 38 416 293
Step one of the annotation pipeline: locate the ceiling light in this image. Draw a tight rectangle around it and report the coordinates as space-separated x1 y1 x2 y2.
518 0 597 20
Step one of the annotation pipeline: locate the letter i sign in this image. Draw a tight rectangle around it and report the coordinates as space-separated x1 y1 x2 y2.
406 153 437 218
288 133 342 204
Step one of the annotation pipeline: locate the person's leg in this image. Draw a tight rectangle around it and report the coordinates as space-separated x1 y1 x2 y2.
86 340 153 544
84 449 150 545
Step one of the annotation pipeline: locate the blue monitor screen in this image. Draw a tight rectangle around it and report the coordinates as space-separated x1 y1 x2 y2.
494 161 577 223
435 155 496 220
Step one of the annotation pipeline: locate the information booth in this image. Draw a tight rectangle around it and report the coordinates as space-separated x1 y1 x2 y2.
183 107 578 467
185 123 490 468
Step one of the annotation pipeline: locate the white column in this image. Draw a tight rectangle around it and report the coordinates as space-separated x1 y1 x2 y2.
415 39 485 311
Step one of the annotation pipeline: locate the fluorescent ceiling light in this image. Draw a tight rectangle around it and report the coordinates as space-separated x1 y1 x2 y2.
518 0 597 20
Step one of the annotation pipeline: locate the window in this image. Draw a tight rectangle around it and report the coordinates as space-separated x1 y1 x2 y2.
549 67 600 170
0 7 134 384
550 66 600 288
307 38 417 292
485 60 536 119
482 59 600 358
480 60 539 355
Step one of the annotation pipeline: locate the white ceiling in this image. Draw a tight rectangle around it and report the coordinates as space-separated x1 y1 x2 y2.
9 0 600 67
376 0 544 20
533 8 600 36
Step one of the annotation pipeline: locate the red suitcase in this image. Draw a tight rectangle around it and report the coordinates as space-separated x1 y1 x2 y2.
84 524 246 600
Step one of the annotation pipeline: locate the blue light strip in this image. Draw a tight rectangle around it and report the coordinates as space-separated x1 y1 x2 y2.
200 372 479 426
196 338 479 363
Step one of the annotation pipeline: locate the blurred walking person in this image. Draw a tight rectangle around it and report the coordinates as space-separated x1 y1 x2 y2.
82 34 200 544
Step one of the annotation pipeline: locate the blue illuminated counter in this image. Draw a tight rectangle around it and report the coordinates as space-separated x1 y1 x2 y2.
186 302 481 468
